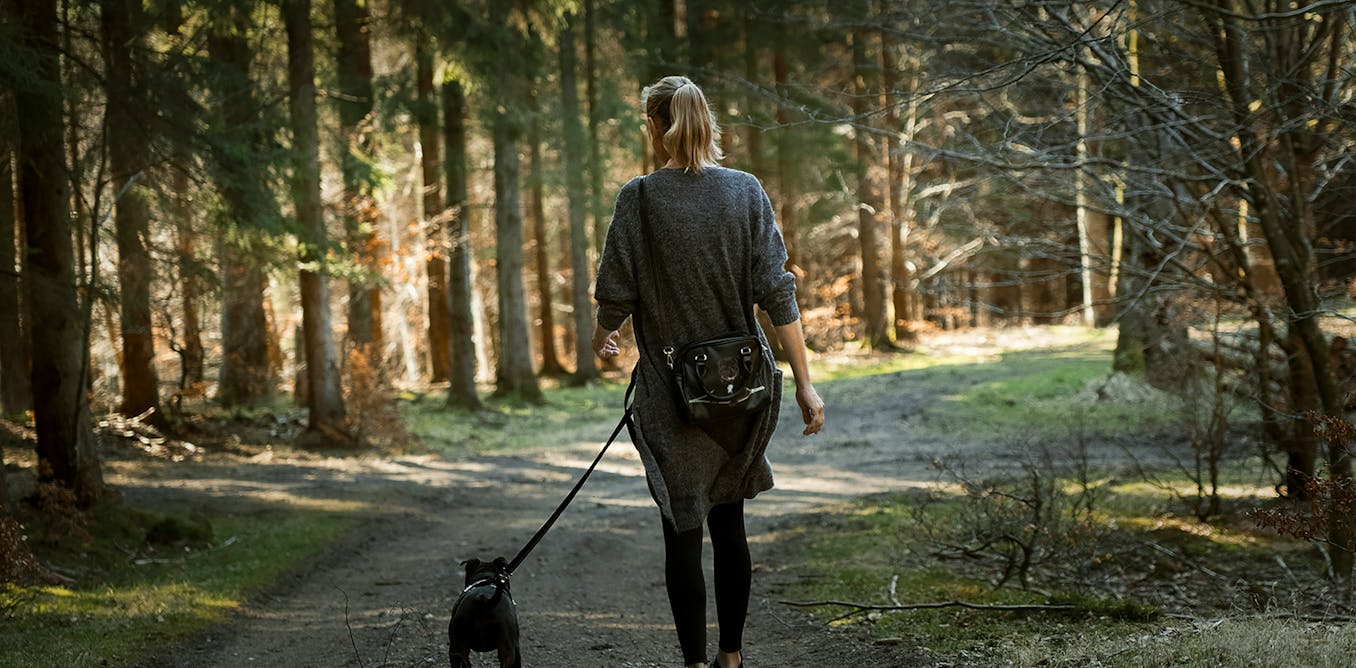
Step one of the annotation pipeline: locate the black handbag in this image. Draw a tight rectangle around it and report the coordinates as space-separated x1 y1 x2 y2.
635 177 774 424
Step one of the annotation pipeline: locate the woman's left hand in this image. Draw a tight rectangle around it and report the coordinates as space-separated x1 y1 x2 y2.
593 326 621 359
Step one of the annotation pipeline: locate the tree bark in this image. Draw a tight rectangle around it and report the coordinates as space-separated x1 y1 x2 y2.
0 94 31 415
1074 59 1113 328
773 43 800 277
103 0 163 424
210 5 274 408
880 8 917 343
334 0 381 351
489 23 541 400
416 44 450 383
172 160 204 388
559 13 598 384
584 0 606 256
851 29 890 349
1213 0 1352 581
16 0 103 502
527 103 566 377
492 122 540 399
442 79 481 410
162 3 203 389
285 0 347 444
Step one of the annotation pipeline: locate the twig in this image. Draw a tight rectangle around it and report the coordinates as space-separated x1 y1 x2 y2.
337 587 366 668
780 599 1077 613
381 607 408 668
1274 554 1300 587
1141 539 1226 580
888 575 901 607
1313 540 1336 581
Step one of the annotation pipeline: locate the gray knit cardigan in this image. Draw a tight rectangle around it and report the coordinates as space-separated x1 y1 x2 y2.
594 166 800 532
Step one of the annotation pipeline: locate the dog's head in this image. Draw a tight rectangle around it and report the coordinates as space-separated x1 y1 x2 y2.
461 556 509 588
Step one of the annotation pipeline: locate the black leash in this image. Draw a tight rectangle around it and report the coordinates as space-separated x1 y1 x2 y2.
504 374 636 576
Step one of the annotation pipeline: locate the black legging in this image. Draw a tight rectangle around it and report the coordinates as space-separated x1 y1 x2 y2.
663 500 751 666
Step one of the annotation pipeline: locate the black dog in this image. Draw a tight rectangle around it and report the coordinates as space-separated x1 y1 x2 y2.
448 557 521 668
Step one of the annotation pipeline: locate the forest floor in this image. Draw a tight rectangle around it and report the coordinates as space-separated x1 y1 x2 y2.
8 326 1352 667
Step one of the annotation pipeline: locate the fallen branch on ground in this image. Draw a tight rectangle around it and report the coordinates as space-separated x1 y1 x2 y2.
779 598 1078 613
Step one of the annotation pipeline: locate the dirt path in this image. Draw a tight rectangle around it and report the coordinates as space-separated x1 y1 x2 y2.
137 332 1104 668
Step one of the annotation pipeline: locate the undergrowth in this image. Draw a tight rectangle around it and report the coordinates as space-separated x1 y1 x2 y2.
0 502 354 668
772 333 1348 667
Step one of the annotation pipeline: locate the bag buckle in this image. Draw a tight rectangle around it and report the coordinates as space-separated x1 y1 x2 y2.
663 346 675 369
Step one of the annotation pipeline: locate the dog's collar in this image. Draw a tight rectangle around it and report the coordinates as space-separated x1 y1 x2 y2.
462 573 510 594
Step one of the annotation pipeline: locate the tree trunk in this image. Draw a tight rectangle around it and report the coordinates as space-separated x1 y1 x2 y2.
851 30 890 349
442 79 481 410
491 124 541 399
1074 60 1114 327
172 160 204 387
210 6 274 408
16 0 103 502
644 0 678 173
0 94 31 415
742 10 764 176
584 0 606 256
1112 188 1154 373
285 0 347 444
880 11 918 343
772 43 800 277
334 0 381 351
103 0 163 424
1213 1 1352 582
416 44 450 383
559 13 598 384
164 4 203 388
490 57 541 400
527 105 566 377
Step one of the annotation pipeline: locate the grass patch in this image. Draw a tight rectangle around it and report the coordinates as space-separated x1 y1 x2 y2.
1 503 355 668
771 461 1332 666
916 345 1180 441
402 378 629 454
815 331 1199 442
772 493 1162 656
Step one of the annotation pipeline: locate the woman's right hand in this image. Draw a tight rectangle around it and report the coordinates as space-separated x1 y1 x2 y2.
592 325 621 359
795 383 824 435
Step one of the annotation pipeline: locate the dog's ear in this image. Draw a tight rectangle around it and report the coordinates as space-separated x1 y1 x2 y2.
491 556 508 572
461 558 483 585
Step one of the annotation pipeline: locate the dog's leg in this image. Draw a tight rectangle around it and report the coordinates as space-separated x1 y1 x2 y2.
449 633 473 668
498 638 521 668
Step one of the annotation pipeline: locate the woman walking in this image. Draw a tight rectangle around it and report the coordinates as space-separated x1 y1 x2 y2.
592 75 824 668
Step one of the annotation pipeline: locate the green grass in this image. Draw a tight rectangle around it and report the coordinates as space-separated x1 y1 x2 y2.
766 334 1336 663
1 504 355 668
401 378 629 454
773 462 1328 666
814 332 1200 442
921 349 1178 441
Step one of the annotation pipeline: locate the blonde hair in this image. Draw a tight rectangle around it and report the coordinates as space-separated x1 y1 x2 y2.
643 75 723 172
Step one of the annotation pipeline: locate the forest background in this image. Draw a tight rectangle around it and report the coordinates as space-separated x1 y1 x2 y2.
1 0 1355 666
